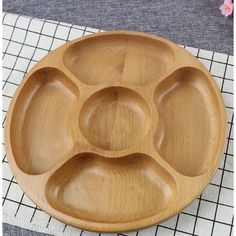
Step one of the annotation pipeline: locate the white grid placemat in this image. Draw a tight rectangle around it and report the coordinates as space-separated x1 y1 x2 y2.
2 12 234 236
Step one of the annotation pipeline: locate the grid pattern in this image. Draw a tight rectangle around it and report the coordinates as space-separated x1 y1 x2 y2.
2 12 234 236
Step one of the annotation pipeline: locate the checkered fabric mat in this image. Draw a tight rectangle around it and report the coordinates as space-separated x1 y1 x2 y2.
2 12 234 236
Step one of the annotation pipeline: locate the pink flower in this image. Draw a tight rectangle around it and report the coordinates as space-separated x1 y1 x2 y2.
220 0 234 17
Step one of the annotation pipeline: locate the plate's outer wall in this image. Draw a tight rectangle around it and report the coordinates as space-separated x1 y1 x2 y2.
5 31 227 232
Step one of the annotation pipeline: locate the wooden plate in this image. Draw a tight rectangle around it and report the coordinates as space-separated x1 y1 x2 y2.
5 31 227 232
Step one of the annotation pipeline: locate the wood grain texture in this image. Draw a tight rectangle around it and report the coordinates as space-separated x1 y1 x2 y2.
5 31 227 232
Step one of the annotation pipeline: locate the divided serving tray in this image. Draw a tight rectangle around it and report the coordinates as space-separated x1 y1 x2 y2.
5 31 227 232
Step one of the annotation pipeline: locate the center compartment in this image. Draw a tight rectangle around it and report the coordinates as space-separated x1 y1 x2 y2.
79 87 151 151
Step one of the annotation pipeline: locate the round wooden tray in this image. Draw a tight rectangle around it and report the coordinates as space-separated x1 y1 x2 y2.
5 31 227 232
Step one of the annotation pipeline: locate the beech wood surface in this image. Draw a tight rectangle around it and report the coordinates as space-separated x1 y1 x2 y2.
5 31 227 232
